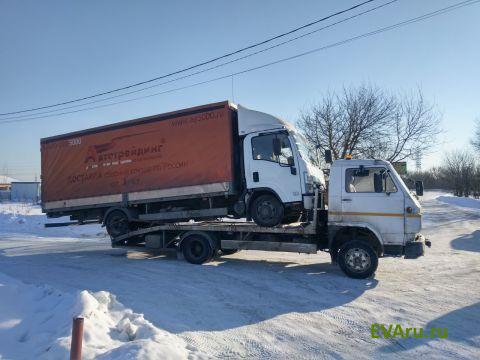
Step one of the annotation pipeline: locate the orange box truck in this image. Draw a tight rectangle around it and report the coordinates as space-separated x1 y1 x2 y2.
41 101 325 236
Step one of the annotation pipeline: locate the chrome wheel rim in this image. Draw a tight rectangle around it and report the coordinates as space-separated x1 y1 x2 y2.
345 247 371 272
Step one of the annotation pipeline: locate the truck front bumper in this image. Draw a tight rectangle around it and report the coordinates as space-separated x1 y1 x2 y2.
404 233 431 259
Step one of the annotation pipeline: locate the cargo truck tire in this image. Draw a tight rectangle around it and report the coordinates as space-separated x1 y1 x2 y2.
338 241 378 279
105 210 131 238
182 234 214 265
251 194 284 227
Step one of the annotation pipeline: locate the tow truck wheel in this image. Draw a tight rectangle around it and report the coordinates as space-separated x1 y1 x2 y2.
182 234 214 264
105 210 130 237
251 194 284 227
338 241 378 279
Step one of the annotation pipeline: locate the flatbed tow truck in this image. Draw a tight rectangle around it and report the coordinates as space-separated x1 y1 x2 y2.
108 177 430 279
41 102 430 279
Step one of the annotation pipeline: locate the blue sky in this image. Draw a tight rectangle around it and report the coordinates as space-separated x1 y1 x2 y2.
0 0 479 180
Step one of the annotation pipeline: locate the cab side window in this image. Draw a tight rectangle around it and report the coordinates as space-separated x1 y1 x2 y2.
345 167 397 193
252 134 276 162
252 133 294 165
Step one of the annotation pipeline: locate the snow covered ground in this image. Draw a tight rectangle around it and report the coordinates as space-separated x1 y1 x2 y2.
0 202 107 239
437 193 480 210
0 192 479 359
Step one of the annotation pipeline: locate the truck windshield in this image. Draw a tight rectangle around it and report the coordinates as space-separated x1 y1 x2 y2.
291 130 311 160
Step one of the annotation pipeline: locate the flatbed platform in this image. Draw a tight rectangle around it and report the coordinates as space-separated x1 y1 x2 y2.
112 220 317 244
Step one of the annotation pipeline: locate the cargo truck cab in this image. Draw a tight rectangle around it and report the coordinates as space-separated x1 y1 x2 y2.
237 105 324 226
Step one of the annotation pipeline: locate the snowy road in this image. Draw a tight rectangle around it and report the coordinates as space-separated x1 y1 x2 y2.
0 192 479 359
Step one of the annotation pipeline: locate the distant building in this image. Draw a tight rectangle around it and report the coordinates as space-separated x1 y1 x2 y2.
10 182 40 203
0 175 19 191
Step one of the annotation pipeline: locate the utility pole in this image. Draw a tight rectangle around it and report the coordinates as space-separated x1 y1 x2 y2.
415 149 422 172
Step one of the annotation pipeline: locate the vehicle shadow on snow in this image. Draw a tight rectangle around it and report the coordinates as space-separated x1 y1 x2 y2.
378 302 480 353
0 247 377 333
450 230 480 253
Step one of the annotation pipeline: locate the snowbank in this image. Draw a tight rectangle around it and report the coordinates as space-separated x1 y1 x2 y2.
0 273 205 359
0 202 106 239
436 194 480 210
1 192 479 359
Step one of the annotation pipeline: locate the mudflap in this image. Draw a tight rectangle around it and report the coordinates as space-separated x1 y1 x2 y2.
404 233 430 259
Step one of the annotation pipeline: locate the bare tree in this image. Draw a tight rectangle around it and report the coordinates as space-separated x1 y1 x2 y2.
409 151 480 198
443 150 476 197
297 85 441 163
409 166 447 190
471 118 480 152
298 85 394 163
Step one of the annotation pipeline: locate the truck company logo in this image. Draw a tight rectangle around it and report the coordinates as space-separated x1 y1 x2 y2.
84 132 165 170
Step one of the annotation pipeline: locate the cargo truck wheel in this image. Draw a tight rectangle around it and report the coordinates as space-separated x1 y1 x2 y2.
338 241 378 279
182 234 214 264
251 194 284 227
105 210 130 237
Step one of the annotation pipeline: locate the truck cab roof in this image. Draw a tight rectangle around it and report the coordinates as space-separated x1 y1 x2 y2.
237 104 291 136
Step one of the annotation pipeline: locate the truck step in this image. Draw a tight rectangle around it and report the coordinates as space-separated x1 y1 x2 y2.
220 240 317 254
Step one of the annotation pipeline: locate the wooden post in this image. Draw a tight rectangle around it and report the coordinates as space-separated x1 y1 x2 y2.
70 317 84 360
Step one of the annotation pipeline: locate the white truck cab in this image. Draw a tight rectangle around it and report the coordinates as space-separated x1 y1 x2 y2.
238 105 325 226
327 159 424 257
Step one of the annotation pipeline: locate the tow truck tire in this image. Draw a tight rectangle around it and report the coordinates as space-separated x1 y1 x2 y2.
251 194 284 227
338 241 378 279
105 210 130 238
182 234 214 264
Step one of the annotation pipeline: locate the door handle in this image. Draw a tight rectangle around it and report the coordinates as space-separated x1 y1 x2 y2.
253 172 259 182
342 198 352 202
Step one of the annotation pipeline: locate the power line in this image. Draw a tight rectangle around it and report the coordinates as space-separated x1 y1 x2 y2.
2 0 476 124
1 0 478 125
0 0 378 116
1 0 399 122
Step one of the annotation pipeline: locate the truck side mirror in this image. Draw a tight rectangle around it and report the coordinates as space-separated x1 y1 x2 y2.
324 149 333 164
415 180 424 196
273 138 281 156
354 166 369 177
374 173 384 193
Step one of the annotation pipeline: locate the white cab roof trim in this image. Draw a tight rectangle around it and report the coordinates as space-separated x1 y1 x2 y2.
237 104 291 135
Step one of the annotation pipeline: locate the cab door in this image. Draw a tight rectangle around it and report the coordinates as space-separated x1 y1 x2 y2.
244 131 302 203
341 166 405 245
